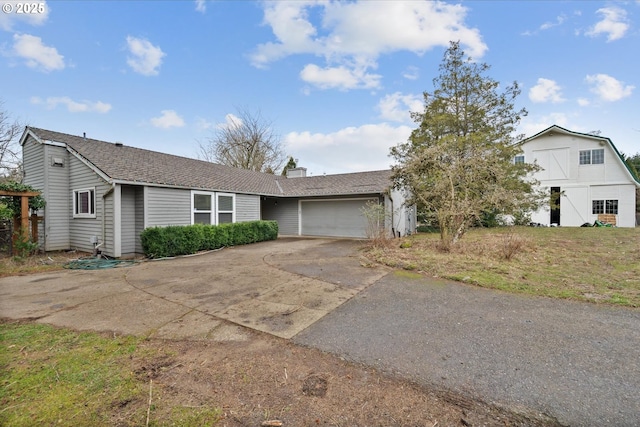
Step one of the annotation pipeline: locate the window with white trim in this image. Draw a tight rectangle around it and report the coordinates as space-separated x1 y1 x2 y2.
192 191 214 224
514 155 524 164
217 193 235 224
592 199 618 215
580 149 604 165
73 188 96 218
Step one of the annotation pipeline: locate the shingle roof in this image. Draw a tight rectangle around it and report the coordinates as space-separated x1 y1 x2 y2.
278 170 392 197
26 127 393 197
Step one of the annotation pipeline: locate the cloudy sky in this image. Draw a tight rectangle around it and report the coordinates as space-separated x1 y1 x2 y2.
1 0 638 175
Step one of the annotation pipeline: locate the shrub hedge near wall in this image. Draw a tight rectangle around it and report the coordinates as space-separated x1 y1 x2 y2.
140 220 278 258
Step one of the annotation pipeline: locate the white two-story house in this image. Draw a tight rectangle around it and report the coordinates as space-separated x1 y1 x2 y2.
521 125 639 227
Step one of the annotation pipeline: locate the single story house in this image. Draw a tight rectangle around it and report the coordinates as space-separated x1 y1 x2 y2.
21 127 416 257
520 125 639 227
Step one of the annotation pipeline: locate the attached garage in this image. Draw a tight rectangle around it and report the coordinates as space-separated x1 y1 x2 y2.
300 198 377 238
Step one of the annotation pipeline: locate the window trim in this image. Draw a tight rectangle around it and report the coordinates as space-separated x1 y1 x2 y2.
592 199 618 215
605 199 618 214
191 191 215 225
216 192 235 224
592 148 604 164
73 187 96 218
580 149 604 165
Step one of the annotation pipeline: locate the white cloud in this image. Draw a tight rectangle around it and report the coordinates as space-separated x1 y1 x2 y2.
529 78 565 104
585 74 634 102
195 0 207 13
585 7 629 41
251 1 486 90
285 123 412 174
12 33 64 72
577 98 590 107
150 110 185 129
540 15 566 31
402 66 419 81
195 117 214 130
520 113 572 138
300 63 381 90
31 96 111 113
378 92 423 123
126 36 165 76
0 1 49 31
523 14 567 36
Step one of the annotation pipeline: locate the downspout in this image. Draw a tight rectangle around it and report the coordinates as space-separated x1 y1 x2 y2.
388 193 395 238
102 183 115 251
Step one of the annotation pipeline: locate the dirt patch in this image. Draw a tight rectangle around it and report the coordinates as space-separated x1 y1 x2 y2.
127 328 560 427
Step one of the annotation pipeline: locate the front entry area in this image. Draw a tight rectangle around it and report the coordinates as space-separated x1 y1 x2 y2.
550 187 561 226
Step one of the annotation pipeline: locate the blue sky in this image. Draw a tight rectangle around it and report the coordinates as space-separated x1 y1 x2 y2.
1 0 638 175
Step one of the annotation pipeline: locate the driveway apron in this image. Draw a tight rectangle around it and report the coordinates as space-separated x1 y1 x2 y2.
0 238 385 341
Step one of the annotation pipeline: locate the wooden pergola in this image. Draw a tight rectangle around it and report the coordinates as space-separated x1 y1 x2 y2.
0 190 40 251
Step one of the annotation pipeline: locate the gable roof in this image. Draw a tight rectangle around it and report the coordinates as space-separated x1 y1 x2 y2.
22 127 393 197
523 125 640 187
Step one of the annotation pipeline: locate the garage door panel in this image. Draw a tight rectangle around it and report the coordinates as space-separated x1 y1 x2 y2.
301 199 374 238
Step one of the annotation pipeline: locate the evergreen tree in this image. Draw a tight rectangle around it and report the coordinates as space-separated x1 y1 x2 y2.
391 41 543 247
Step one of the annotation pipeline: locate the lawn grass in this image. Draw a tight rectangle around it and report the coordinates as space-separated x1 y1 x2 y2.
366 226 640 307
0 322 222 427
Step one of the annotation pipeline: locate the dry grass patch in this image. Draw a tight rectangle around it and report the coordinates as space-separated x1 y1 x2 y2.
0 250 91 277
1 321 559 427
365 226 640 307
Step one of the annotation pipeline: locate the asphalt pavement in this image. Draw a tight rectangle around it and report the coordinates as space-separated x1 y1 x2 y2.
293 271 640 427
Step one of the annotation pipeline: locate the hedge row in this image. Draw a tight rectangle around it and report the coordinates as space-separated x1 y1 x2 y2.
140 220 278 258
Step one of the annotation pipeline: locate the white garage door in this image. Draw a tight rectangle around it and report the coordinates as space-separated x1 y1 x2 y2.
300 198 376 238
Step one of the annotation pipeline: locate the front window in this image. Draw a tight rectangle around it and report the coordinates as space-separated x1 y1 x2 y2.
192 192 213 224
73 188 95 218
217 193 235 224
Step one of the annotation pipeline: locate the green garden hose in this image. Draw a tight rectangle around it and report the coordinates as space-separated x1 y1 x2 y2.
63 258 138 270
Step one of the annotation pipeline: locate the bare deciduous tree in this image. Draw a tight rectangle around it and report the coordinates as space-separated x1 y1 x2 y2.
198 108 286 174
0 100 24 180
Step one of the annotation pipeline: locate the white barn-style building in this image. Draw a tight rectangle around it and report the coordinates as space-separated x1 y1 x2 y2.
520 125 639 227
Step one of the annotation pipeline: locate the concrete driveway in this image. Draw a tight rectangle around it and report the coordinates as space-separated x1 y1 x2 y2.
0 238 386 340
2 237 639 425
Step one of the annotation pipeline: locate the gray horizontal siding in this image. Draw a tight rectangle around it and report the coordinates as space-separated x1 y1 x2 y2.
44 145 70 250
235 194 260 222
261 197 298 235
121 186 136 255
22 137 45 193
68 155 109 254
135 187 144 254
145 187 191 227
22 138 47 249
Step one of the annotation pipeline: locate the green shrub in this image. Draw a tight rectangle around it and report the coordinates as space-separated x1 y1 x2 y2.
140 220 278 258
416 225 438 233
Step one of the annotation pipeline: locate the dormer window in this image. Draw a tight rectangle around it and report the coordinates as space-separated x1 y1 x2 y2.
579 149 604 165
